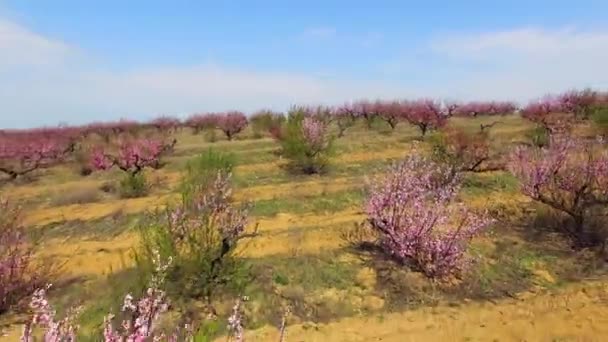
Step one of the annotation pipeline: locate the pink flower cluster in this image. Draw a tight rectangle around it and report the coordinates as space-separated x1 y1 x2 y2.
84 119 142 141
22 252 182 342
227 297 245 342
216 111 248 140
168 172 248 243
301 117 329 154
521 89 608 132
365 155 493 278
19 241 261 341
91 138 174 175
185 112 248 140
337 99 449 135
103 251 173 341
0 129 74 179
148 116 182 132
508 135 608 240
21 285 79 342
1 200 36 313
185 113 220 133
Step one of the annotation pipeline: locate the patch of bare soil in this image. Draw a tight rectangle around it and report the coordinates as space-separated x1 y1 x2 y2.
243 279 608 341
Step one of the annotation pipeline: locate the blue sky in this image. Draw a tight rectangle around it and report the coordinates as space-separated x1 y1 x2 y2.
1 1 608 128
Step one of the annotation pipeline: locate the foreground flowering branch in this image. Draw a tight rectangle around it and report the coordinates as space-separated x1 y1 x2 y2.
365 155 493 278
1 200 45 314
20 252 174 341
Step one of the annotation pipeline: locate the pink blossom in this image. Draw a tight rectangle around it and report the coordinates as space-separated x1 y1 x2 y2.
404 99 448 136
216 112 248 140
90 138 175 175
365 155 493 278
508 136 608 243
185 113 220 134
0 130 74 180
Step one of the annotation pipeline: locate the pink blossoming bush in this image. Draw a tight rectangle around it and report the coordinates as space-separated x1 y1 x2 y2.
1 200 45 313
279 109 334 174
216 111 248 141
20 285 80 341
21 257 267 341
508 136 608 246
365 155 493 278
137 170 256 301
22 253 189 341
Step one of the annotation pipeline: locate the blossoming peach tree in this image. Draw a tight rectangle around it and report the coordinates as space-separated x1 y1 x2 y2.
365 154 493 278
508 135 608 247
91 138 176 197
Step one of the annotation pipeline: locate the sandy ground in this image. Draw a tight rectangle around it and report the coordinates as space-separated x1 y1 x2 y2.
241 279 608 341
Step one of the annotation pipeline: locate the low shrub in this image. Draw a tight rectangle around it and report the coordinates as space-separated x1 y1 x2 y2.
118 173 149 198
136 169 256 302
181 148 236 198
1 200 51 314
430 128 501 173
250 110 285 138
364 155 493 278
279 108 334 174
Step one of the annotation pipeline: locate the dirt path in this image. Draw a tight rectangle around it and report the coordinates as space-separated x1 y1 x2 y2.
243 279 608 341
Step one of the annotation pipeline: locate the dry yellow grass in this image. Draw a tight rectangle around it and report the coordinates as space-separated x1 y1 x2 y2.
6 147 409 203
242 280 608 341
4 117 608 341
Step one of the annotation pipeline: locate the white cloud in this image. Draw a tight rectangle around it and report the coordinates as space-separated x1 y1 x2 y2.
3 18 607 128
0 18 72 69
429 27 608 101
0 19 415 128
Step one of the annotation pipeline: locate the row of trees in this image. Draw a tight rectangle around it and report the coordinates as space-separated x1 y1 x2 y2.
5 121 608 339
1 88 606 193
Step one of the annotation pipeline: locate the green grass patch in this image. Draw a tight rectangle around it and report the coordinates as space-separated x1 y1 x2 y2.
251 188 364 217
241 251 362 327
462 171 519 196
